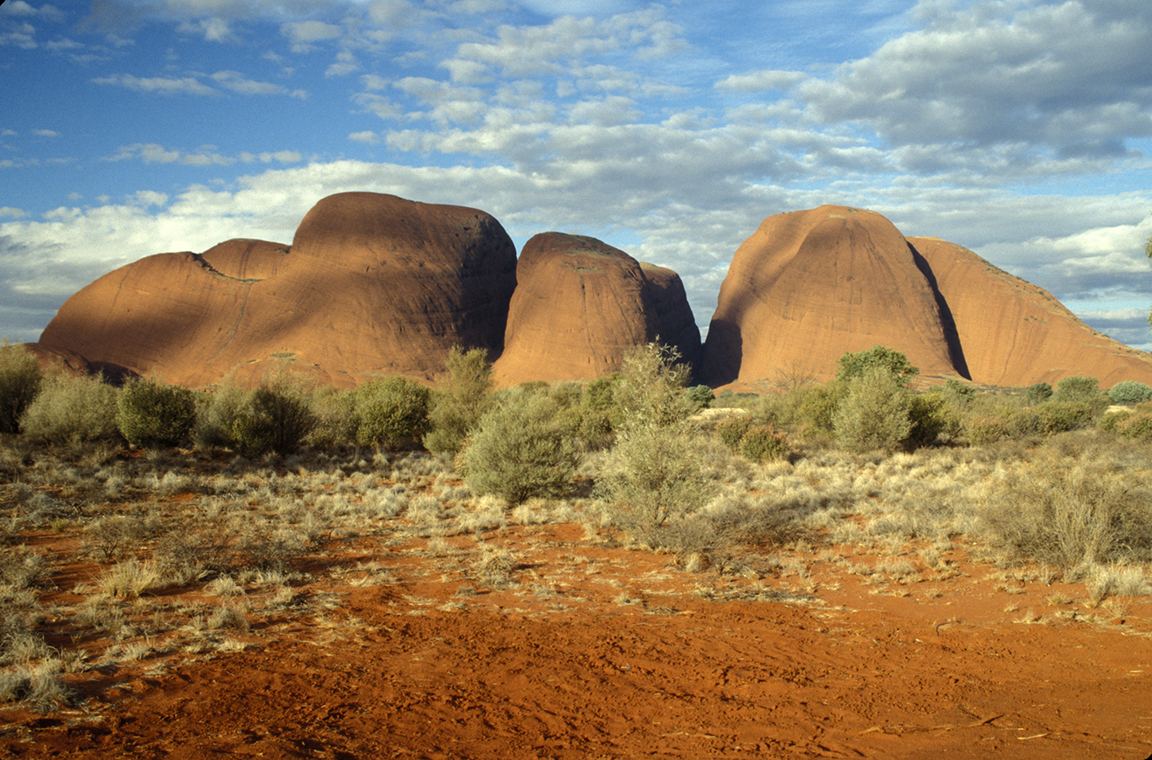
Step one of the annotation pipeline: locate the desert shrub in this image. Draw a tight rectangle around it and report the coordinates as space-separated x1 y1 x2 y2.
424 346 493 455
611 343 697 429
1036 399 1106 434
598 343 715 540
716 415 752 450
0 342 42 435
1108 380 1152 406
354 376 431 450
980 452 1152 568
1118 407 1152 441
964 412 1010 446
116 378 197 448
1053 375 1102 403
20 372 119 445
904 393 950 449
459 391 580 504
832 366 912 453
1025 382 1053 404
1099 409 1132 434
598 423 716 539
306 386 357 450
739 424 789 463
798 381 846 435
193 384 250 450
686 385 715 411
230 379 316 457
836 346 919 383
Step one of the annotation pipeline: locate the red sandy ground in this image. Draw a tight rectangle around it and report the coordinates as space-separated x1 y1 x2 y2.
2 523 1150 759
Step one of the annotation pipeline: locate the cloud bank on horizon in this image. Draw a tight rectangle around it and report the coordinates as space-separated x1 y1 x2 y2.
2 0 1152 355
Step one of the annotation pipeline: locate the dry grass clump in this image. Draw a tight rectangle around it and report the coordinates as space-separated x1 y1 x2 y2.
978 448 1152 569
471 545 518 588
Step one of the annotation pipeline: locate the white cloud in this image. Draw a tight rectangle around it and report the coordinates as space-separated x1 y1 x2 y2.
31 129 59 137
211 70 303 97
348 131 379 145
92 73 217 96
178 17 238 43
716 70 805 93
281 20 343 52
0 208 28 219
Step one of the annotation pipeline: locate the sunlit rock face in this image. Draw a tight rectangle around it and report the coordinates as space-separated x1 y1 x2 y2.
702 204 1152 389
910 236 1152 388
38 193 518 388
702 205 966 387
493 232 700 386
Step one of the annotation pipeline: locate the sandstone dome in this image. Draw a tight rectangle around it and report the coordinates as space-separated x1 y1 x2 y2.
493 232 700 386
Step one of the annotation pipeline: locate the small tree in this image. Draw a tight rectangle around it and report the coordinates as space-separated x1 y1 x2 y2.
0 341 42 435
231 378 316 457
836 346 919 384
460 391 580 504
117 378 197 448
1053 375 1102 402
424 347 493 455
598 343 715 541
354 376 431 450
833 365 913 453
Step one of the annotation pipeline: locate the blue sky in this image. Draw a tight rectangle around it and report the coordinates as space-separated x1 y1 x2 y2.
3 0 1152 351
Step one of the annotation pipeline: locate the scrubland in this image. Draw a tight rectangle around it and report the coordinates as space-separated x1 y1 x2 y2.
1 342 1151 757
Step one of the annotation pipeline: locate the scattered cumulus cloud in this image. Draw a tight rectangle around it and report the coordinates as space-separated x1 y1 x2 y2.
92 73 218 96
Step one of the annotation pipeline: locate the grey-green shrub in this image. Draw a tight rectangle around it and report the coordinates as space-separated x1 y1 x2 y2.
424 346 493 455
459 391 580 504
1053 375 1102 403
836 345 919 383
832 366 912 453
354 376 431 450
116 379 197 447
306 386 357 450
1108 380 1152 406
194 384 249 450
0 342 42 435
598 343 715 539
20 372 119 445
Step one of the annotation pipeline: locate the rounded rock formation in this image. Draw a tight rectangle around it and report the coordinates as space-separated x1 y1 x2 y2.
38 193 518 388
702 206 966 387
493 233 700 386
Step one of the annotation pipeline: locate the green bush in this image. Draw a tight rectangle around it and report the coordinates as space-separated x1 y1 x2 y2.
230 378 316 457
716 415 752 450
0 342 42 435
354 376 431 450
116 379 197 448
836 346 919 383
832 366 912 453
1036 399 1106 434
904 393 949 449
306 386 357 450
1118 408 1152 441
1053 375 1102 403
193 384 250 451
739 424 789 463
424 347 493 455
598 423 716 539
1025 382 1053 404
1099 409 1132 434
686 385 715 411
20 372 119 445
459 391 580 504
1108 380 1152 406
798 381 846 435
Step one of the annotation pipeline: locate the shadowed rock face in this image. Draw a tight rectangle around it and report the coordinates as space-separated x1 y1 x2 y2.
702 206 966 387
493 232 700 386
910 237 1152 388
38 193 518 388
